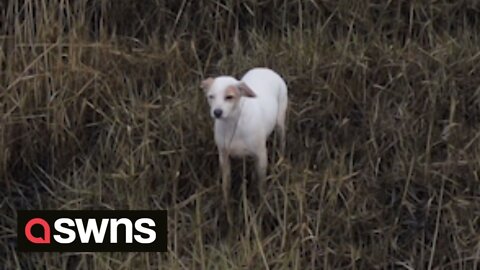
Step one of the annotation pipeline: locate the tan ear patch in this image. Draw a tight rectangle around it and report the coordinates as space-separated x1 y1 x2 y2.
200 77 214 92
237 82 256 98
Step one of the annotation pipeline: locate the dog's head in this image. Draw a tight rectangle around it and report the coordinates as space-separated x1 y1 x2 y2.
200 76 256 120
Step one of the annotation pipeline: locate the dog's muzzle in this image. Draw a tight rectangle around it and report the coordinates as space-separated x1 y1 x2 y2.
213 109 223 118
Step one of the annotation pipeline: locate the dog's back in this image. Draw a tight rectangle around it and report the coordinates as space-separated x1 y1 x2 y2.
240 68 288 136
241 68 287 100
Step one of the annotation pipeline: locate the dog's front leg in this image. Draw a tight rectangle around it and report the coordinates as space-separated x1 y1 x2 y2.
219 148 232 225
255 144 268 195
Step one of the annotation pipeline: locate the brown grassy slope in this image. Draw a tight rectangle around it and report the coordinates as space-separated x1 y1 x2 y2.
1 0 480 269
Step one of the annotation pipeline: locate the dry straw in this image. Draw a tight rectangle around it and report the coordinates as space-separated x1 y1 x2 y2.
1 0 480 269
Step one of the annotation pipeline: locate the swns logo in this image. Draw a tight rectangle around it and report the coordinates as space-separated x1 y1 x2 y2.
18 210 167 252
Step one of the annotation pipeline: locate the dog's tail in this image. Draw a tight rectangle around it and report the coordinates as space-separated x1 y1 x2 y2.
276 77 288 126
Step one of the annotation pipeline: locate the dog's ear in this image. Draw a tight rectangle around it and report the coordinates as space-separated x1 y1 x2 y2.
200 77 214 92
237 82 256 98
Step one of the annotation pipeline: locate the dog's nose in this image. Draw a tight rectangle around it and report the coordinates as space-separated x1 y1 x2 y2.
213 109 223 118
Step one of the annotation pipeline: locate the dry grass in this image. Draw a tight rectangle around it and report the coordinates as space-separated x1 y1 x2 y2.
1 0 480 269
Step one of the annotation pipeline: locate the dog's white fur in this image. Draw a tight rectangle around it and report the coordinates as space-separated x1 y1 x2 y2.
201 67 288 222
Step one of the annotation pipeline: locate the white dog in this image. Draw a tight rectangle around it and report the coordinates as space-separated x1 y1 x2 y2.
201 68 288 222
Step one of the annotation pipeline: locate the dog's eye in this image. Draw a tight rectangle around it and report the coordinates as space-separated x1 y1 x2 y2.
225 95 234 100
208 95 214 99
